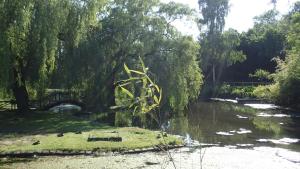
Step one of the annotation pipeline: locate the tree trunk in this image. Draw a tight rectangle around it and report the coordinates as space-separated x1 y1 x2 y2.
105 58 125 125
12 68 29 114
212 63 216 86
106 69 116 125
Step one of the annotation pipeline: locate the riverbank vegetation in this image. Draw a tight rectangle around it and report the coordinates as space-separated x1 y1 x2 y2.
1 0 300 162
252 5 300 109
0 0 204 156
0 0 203 124
1 0 299 123
202 1 300 109
0 111 182 153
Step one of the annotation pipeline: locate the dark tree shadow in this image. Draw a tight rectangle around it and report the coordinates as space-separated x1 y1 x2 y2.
0 111 113 138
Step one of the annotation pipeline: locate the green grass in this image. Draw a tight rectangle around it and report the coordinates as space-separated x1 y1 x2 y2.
0 111 182 153
0 111 109 136
217 84 256 98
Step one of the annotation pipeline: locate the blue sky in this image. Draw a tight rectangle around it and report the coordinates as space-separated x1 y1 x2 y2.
162 0 299 38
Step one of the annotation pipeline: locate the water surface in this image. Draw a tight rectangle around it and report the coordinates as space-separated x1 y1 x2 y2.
167 100 300 152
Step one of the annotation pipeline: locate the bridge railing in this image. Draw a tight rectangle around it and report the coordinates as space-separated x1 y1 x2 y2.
1 89 84 111
30 90 84 110
0 100 17 111
223 82 272 86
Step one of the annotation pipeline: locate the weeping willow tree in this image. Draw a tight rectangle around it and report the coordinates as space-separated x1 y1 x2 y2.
146 36 203 112
57 0 203 117
0 0 104 113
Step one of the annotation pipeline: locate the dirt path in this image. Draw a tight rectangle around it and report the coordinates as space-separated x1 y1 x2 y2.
1 147 300 169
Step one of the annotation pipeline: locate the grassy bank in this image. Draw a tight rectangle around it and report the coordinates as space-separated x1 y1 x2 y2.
200 83 256 98
203 83 276 101
0 111 182 153
217 84 256 98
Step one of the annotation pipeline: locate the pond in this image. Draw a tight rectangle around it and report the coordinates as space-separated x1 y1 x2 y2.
4 101 300 168
166 100 300 152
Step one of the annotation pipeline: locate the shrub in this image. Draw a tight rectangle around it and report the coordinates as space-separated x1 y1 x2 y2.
249 69 272 81
217 84 255 98
252 84 279 101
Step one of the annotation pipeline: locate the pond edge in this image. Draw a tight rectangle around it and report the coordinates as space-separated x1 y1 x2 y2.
0 144 185 158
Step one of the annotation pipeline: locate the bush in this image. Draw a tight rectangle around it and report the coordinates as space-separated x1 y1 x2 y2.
115 111 133 127
217 84 255 98
252 84 279 101
0 88 12 99
272 13 300 108
249 69 272 81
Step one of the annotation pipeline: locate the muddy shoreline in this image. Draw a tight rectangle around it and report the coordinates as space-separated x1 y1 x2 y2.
1 146 300 169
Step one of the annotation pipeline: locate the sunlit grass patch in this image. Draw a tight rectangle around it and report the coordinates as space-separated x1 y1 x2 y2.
0 127 182 153
0 111 182 153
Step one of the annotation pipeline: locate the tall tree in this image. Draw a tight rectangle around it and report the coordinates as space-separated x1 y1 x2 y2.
270 0 277 9
200 28 245 83
198 0 245 87
198 0 229 85
198 0 229 34
56 0 203 118
0 0 104 113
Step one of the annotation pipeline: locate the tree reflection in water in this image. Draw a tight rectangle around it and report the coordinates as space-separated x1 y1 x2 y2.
167 101 300 152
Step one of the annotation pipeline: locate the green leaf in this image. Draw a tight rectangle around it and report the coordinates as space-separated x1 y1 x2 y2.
129 103 135 108
130 70 145 75
133 106 138 115
115 77 142 85
110 105 124 110
139 56 147 73
145 75 155 86
154 84 160 92
118 82 131 87
120 86 134 98
154 95 159 104
124 63 132 77
158 89 162 103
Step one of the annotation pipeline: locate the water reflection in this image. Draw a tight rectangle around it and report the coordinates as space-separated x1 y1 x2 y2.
167 101 300 152
49 104 81 113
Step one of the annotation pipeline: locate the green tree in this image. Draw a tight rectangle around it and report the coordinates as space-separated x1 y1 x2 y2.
0 0 104 113
199 28 245 85
274 12 300 107
198 0 244 86
147 36 203 112
56 0 203 117
198 0 229 34
254 9 279 25
223 10 285 82
288 1 300 15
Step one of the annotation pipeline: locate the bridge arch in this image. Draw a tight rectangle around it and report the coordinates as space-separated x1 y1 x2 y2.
43 100 86 111
29 89 86 111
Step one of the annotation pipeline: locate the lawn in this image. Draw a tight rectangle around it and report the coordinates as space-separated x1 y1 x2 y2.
0 111 182 153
